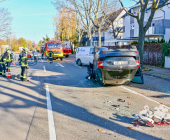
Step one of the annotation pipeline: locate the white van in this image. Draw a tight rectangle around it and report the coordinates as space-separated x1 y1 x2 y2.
76 46 94 66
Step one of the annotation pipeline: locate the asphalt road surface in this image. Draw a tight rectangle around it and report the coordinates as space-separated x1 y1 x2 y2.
0 54 170 140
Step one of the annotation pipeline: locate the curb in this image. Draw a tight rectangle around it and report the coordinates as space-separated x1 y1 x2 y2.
143 72 170 81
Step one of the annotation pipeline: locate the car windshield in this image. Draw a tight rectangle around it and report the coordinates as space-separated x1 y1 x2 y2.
47 43 62 49
66 45 71 49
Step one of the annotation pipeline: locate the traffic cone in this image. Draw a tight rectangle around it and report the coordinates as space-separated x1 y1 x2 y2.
13 61 15 66
7 69 11 79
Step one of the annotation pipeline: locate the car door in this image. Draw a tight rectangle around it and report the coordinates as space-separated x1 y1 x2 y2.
131 67 144 84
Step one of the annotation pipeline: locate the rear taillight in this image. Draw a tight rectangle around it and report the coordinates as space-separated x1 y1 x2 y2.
98 61 104 68
135 52 139 54
136 60 140 68
99 52 105 54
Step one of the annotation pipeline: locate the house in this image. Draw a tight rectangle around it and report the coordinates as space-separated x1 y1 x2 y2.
123 0 170 43
83 9 126 46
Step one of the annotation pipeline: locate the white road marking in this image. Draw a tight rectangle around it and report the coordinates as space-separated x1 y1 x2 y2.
74 64 82 68
121 86 170 110
46 85 57 140
57 63 65 67
43 66 46 72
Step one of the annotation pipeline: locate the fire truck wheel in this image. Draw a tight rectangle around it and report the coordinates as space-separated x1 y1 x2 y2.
65 55 69 58
60 58 63 61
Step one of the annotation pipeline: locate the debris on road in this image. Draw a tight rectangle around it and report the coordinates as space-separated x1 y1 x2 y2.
115 108 119 110
127 127 134 129
128 103 132 105
98 129 102 132
134 114 154 127
104 101 112 103
117 99 125 102
127 97 130 98
112 105 120 107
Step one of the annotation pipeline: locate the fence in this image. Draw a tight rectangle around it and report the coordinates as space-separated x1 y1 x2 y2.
104 43 163 66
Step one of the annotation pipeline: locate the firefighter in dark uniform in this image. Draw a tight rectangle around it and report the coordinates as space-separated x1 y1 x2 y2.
18 53 22 65
0 54 3 75
41 48 44 59
6 50 13 72
48 49 54 63
20 47 29 81
33 50 38 62
2 50 7 77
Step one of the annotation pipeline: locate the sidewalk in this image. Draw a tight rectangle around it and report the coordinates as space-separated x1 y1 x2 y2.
143 65 170 81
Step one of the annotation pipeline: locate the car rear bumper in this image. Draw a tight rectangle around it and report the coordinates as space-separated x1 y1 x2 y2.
54 53 63 57
104 79 131 85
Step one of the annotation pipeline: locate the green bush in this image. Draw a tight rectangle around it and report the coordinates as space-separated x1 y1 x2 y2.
161 43 170 67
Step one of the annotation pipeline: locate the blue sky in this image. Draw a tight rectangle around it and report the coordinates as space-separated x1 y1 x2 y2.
1 0 135 44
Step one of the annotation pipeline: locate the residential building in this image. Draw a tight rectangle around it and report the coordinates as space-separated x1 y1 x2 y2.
123 0 170 43
83 9 126 46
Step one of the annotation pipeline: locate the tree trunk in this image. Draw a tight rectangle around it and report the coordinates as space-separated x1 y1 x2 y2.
138 28 145 68
87 27 91 46
98 27 101 47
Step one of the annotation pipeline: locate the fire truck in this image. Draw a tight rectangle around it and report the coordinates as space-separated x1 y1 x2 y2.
45 40 63 61
62 43 72 58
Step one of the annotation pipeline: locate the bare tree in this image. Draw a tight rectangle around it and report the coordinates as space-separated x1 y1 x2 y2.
53 0 96 46
119 0 170 67
108 9 123 40
0 8 12 39
86 0 119 47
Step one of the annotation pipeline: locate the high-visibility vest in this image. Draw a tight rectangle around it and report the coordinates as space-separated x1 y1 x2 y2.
6 54 13 62
21 52 28 67
49 51 53 58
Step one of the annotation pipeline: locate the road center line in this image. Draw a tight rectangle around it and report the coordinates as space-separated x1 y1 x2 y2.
43 65 46 72
46 85 57 140
121 86 170 110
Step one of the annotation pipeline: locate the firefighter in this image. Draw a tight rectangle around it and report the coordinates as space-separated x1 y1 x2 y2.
0 54 3 75
2 50 7 77
41 48 44 59
48 49 54 63
18 53 21 65
33 50 38 62
20 47 29 81
6 49 13 72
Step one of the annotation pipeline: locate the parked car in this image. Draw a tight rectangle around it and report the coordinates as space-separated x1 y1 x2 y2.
76 46 107 66
87 46 143 85
27 53 32 59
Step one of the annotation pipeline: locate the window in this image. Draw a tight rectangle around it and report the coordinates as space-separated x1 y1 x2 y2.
89 48 94 54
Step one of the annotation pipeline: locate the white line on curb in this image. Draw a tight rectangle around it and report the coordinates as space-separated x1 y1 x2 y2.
121 86 170 110
46 85 56 140
43 66 46 72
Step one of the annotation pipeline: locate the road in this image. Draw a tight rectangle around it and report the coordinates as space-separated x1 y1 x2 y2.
0 54 170 140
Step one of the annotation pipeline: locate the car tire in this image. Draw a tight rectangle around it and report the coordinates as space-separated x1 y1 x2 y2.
65 55 69 58
77 59 82 66
60 58 63 61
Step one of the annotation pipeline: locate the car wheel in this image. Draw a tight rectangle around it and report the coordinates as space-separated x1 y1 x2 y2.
65 55 69 58
60 58 63 61
77 59 82 66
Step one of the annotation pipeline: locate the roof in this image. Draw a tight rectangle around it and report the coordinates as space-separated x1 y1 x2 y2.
123 0 169 18
100 9 124 31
